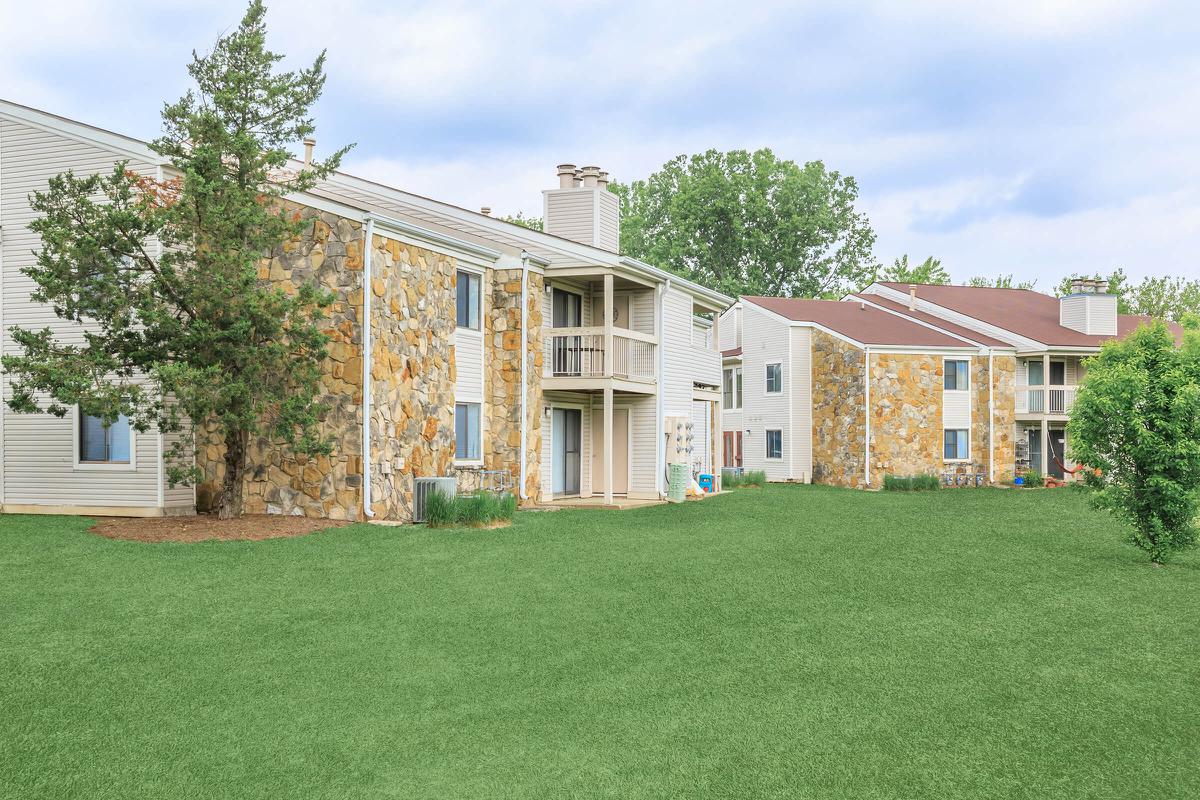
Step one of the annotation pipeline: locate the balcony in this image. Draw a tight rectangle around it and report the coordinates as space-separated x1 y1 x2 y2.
546 327 657 387
1015 387 1076 415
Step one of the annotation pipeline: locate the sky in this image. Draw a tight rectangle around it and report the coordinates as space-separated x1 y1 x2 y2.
2 0 1198 288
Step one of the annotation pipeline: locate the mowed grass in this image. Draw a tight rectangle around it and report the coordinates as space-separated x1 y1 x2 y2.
1 486 1197 799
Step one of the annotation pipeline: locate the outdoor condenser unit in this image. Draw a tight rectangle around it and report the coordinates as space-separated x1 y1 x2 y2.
413 477 457 523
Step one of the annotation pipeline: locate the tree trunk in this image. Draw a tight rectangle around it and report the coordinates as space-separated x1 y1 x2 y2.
217 428 248 520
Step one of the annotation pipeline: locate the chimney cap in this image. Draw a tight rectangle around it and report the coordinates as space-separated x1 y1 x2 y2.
480 206 491 216
556 163 577 189
580 165 600 188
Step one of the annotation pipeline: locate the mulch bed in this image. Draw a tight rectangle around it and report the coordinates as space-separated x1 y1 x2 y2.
89 514 350 544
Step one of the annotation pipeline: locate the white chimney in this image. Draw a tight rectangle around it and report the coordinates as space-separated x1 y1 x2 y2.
543 162 621 252
1060 278 1117 336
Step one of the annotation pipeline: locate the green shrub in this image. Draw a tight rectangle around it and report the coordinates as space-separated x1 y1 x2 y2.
883 474 941 491
424 490 516 529
723 470 766 489
1020 470 1043 488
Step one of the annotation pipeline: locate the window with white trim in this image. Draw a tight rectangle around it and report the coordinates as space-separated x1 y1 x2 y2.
766 429 783 459
79 413 132 464
456 270 481 330
766 363 782 394
722 366 743 409
944 359 969 391
455 402 481 461
943 429 969 461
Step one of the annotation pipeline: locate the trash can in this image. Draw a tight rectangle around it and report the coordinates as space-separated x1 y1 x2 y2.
668 463 689 503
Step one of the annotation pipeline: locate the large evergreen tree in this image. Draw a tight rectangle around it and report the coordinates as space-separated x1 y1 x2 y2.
2 1 350 518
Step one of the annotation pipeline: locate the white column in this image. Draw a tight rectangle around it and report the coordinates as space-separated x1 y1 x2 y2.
1041 353 1050 476
603 273 614 378
603 386 614 504
1040 417 1049 477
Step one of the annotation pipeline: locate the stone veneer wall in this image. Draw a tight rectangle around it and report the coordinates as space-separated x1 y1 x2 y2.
367 235 457 521
198 208 462 522
869 353 942 486
198 206 367 519
811 330 867 488
471 268 545 503
809 329 1018 489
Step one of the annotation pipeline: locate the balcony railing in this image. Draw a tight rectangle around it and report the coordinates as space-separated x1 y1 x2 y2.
1015 387 1076 415
547 327 656 382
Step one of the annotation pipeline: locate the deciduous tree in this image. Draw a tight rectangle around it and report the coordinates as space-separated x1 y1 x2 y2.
610 149 878 299
880 255 949 285
1068 323 1200 564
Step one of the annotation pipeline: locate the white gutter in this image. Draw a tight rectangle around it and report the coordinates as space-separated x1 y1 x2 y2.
518 253 531 501
361 216 375 519
988 349 995 483
864 346 871 488
656 279 669 498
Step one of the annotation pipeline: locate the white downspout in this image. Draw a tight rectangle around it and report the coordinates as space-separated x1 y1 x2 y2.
656 279 669 498
864 346 871 488
361 216 375 519
987 349 995 484
518 253 530 501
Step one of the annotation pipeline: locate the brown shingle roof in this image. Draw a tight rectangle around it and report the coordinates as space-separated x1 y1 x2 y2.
721 347 743 358
850 293 1013 348
743 296 975 348
876 282 1184 347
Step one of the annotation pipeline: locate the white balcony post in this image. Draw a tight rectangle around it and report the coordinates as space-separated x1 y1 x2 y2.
603 273 614 378
603 386 614 504
1041 417 1049 477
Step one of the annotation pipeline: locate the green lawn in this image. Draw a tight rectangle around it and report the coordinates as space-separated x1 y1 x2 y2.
1 486 1197 799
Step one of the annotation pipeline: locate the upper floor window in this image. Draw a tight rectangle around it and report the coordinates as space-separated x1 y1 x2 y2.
79 413 131 464
1027 360 1044 386
723 367 743 409
766 363 782 394
944 359 969 391
456 270 481 330
551 288 581 328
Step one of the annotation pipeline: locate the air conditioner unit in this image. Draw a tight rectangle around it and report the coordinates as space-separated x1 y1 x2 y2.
413 477 457 523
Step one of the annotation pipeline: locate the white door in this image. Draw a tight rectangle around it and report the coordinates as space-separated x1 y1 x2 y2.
591 408 630 495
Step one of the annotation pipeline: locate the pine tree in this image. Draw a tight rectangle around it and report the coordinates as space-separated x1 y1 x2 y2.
3 1 352 518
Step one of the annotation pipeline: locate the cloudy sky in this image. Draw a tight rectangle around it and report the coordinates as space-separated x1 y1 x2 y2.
2 0 1197 287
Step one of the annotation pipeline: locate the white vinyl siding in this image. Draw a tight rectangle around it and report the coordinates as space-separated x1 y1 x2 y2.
628 394 657 497
942 357 971 433
661 287 694 418
717 305 741 351
789 326 813 481
1 116 166 509
740 303 792 481
453 327 484 403
630 290 655 335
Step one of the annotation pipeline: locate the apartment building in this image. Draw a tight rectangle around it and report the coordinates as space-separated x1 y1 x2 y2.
0 99 730 521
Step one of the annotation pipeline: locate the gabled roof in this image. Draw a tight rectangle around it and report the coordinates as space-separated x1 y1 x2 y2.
743 296 976 349
874 282 1183 348
849 293 1013 348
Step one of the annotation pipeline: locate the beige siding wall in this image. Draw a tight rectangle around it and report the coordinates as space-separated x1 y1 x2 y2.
661 287 694 418
0 117 167 511
453 326 485 404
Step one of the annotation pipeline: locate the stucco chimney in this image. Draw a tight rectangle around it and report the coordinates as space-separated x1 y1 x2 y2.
908 285 918 311
303 137 316 167
544 162 621 252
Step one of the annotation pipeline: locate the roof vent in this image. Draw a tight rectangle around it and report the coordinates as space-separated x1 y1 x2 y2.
480 206 491 216
908 284 918 311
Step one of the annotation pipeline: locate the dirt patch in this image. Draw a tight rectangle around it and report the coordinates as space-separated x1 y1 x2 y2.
89 514 350 543
427 519 513 531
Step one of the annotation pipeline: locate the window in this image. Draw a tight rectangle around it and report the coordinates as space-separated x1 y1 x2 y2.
944 359 969 391
766 429 783 459
722 366 743 409
766 363 782 394
943 429 969 461
551 288 581 328
1027 360 1044 386
1050 360 1066 386
79 413 131 464
455 403 481 461
456 270 480 330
